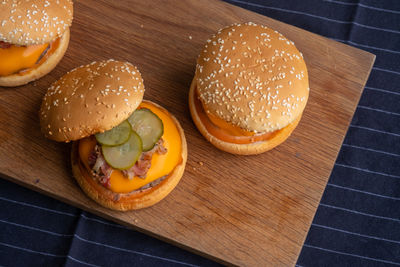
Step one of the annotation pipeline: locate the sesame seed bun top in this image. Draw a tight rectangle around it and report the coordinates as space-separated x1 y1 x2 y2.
0 0 73 46
195 22 309 133
40 59 145 142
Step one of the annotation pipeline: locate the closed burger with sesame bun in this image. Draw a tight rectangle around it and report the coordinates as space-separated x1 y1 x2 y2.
40 60 187 211
189 22 309 155
0 0 73 87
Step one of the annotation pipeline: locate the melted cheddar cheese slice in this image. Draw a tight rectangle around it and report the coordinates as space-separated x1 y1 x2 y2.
79 101 182 194
194 89 279 144
207 111 255 137
0 43 49 76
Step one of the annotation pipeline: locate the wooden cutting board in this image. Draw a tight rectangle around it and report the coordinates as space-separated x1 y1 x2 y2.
0 0 375 266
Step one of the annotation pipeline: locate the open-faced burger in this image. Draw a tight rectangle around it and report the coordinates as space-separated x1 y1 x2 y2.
39 59 187 210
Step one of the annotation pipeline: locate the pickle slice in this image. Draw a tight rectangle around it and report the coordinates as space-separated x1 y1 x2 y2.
102 131 143 170
95 121 131 146
128 108 164 151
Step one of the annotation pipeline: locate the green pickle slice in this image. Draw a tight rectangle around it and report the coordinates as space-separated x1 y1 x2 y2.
95 121 132 146
102 131 143 170
128 108 164 151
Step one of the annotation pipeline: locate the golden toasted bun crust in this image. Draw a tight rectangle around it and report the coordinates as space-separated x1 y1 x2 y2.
0 29 70 87
196 22 309 133
71 100 187 211
40 59 145 142
189 79 300 155
0 0 73 46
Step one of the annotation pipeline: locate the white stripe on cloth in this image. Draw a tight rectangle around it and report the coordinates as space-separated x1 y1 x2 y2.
373 66 400 75
342 143 400 157
67 256 101 267
0 219 73 237
327 183 400 201
312 223 400 244
226 0 352 24
365 86 400 96
357 105 400 117
348 41 400 55
0 196 125 231
319 203 400 223
303 244 400 265
0 242 66 258
335 163 400 179
0 242 100 266
0 214 200 267
0 196 77 217
226 0 400 34
324 0 400 15
349 125 400 138
73 234 200 267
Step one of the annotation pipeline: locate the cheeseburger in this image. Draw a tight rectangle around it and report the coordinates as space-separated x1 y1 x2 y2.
40 60 187 211
189 22 309 155
0 0 73 87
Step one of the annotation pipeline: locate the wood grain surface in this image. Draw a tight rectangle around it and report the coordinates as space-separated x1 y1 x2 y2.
0 0 375 266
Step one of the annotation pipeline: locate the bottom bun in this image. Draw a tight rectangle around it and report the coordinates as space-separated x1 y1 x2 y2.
71 101 187 211
0 28 70 87
189 79 301 155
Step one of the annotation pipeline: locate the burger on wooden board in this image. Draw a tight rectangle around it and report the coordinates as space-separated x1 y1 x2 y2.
0 0 73 87
39 60 187 211
189 22 309 155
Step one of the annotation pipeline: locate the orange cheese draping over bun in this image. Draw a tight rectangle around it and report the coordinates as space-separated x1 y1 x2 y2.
193 90 285 144
79 101 182 194
0 38 60 77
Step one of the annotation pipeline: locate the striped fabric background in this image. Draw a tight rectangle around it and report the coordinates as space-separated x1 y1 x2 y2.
1 0 399 266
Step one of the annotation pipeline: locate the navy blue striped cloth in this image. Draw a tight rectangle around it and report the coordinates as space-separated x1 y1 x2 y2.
1 0 399 266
